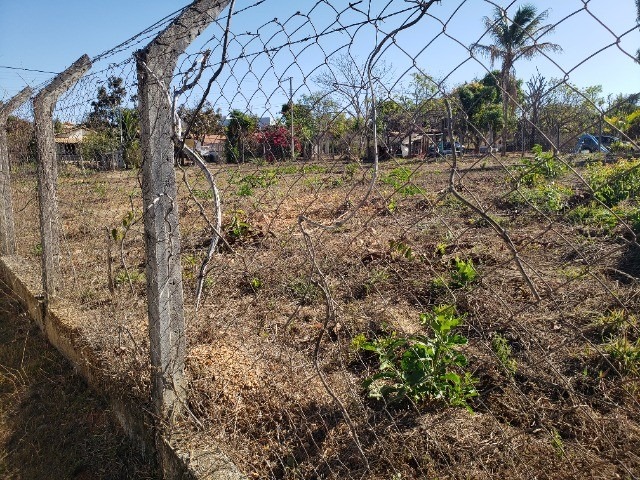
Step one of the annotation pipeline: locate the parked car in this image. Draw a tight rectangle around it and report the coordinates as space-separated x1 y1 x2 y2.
426 141 465 157
204 151 220 163
479 145 498 154
574 133 615 153
443 141 465 156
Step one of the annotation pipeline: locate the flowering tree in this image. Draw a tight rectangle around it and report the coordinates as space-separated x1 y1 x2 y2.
256 125 300 161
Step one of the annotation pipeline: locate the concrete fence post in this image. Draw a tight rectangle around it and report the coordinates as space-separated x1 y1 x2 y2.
0 87 32 256
135 0 231 423
33 55 92 301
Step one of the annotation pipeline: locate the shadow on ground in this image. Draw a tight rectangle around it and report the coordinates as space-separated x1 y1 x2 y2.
0 288 156 480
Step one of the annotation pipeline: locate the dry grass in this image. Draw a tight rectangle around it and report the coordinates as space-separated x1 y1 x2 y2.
7 152 640 479
0 287 156 479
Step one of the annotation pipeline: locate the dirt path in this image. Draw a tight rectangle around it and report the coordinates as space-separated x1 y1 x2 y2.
0 289 156 480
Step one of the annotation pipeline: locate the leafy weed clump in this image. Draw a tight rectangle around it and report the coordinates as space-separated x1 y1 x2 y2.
224 210 253 244
587 158 640 207
506 183 574 214
354 305 477 409
389 239 414 260
516 144 567 187
595 309 637 339
568 203 621 232
236 171 278 196
591 309 640 376
286 278 320 305
606 337 640 376
568 203 640 237
381 167 424 196
491 333 517 376
450 257 477 289
431 257 478 295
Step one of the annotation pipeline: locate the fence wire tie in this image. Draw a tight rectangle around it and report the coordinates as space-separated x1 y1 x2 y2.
146 193 175 213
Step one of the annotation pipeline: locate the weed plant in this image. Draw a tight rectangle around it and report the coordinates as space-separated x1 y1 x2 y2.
506 183 573 214
355 305 477 409
491 333 517 376
516 145 567 187
587 158 640 207
382 167 424 196
450 257 477 289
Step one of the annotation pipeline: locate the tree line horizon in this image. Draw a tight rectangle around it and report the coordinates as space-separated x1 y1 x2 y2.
5 3 640 165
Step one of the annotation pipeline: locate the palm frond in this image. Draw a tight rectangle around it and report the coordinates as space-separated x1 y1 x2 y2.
514 42 562 62
471 43 506 68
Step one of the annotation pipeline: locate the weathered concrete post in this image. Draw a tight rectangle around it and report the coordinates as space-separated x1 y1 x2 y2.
0 87 32 256
33 55 92 300
135 0 231 422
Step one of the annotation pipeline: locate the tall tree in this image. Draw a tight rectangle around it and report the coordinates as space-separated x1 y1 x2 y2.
314 54 391 158
6 116 36 165
538 82 603 151
87 76 127 128
120 108 140 168
298 93 347 159
524 71 549 149
457 72 503 152
225 110 257 163
281 102 313 159
177 101 224 143
472 4 560 155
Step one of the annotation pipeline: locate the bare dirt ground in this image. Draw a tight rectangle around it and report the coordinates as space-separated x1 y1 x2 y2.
0 288 156 479
8 152 640 479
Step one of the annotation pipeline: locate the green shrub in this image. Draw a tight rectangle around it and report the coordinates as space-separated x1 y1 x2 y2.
587 158 640 207
595 309 639 376
357 305 477 409
115 268 145 286
568 203 620 231
609 140 635 155
508 183 573 213
224 210 253 242
628 208 640 234
243 171 277 188
359 269 390 297
389 239 414 260
344 162 360 180
192 188 213 200
237 183 253 196
516 145 567 187
237 171 277 196
301 164 327 175
381 167 424 196
269 165 298 175
286 278 320 305
595 309 636 339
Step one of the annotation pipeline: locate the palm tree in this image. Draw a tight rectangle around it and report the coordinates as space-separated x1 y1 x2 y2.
472 4 561 156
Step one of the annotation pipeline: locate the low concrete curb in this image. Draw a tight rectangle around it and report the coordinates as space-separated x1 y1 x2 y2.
0 255 245 480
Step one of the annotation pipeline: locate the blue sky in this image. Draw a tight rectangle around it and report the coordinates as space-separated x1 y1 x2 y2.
1 0 638 119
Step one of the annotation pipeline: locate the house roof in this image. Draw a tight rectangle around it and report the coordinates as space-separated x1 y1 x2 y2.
55 126 93 144
202 134 226 144
55 137 82 144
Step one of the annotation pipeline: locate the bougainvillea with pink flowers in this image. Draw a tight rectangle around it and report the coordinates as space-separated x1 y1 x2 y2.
255 125 301 161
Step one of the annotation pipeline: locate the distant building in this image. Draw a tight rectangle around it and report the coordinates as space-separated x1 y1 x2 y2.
55 125 93 163
257 117 274 129
197 134 226 156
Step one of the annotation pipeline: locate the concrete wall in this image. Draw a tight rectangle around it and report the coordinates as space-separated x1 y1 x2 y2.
0 255 245 480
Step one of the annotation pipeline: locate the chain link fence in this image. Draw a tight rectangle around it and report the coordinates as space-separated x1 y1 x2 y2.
2 0 640 478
